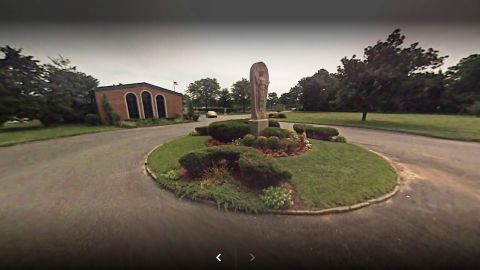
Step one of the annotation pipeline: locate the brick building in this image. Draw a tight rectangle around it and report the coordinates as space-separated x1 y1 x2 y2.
94 82 183 124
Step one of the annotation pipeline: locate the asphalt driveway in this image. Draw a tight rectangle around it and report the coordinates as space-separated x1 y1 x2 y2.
0 116 479 269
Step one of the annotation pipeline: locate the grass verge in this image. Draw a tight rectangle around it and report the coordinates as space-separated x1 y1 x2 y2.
0 122 118 147
147 135 397 212
284 112 480 142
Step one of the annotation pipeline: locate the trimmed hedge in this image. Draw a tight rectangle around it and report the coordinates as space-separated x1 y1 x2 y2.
179 145 291 187
278 113 287 118
260 127 290 139
305 126 339 141
269 120 280 127
267 136 281 149
208 119 250 142
253 136 268 148
243 134 255 146
195 126 209 136
334 135 347 143
293 123 306 134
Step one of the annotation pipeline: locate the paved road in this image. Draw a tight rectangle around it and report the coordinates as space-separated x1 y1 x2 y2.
0 116 479 269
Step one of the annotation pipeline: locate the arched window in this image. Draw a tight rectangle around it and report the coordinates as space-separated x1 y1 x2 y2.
156 95 166 118
142 91 154 118
125 93 140 119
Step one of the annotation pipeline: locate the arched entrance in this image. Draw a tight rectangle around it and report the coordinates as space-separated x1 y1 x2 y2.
125 93 140 119
142 91 154 118
156 95 167 118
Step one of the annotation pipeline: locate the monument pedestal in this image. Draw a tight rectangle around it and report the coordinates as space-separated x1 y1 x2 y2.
249 119 269 137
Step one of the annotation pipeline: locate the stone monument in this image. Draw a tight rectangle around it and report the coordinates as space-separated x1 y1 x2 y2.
249 62 269 136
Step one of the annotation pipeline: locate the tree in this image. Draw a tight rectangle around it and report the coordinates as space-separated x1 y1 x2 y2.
337 29 446 121
186 78 220 110
231 78 250 112
279 85 302 109
267 92 279 110
218 88 232 108
395 72 446 113
298 69 339 111
43 56 99 123
0 46 46 124
444 54 480 113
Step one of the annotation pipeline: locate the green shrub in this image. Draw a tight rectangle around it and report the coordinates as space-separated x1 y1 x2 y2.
261 186 292 209
268 113 278 118
253 136 268 148
161 169 181 181
208 120 250 142
334 135 347 143
468 101 480 117
260 127 290 139
293 123 307 134
242 134 255 146
192 114 200 121
305 126 339 141
84 113 100 126
278 113 287 118
189 131 198 136
269 120 280 127
195 126 208 136
118 121 137 128
267 136 281 149
179 146 250 177
178 145 291 187
238 152 292 187
284 139 300 153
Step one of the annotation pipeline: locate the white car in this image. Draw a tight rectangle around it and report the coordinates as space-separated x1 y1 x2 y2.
206 111 218 118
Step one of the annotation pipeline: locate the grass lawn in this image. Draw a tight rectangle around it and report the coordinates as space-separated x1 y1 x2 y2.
284 112 480 142
148 135 397 212
0 121 118 147
0 118 192 147
277 140 396 209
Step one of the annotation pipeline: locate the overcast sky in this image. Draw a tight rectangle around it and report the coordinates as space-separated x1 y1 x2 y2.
1 22 479 95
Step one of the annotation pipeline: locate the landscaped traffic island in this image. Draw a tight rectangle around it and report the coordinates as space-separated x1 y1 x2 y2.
147 119 397 214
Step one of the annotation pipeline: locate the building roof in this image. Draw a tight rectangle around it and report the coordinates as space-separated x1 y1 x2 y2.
94 82 183 97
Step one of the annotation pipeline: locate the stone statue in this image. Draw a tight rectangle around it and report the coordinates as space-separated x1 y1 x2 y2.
250 62 269 119
249 62 270 136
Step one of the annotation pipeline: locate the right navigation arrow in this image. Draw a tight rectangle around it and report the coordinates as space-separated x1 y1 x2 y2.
250 253 255 262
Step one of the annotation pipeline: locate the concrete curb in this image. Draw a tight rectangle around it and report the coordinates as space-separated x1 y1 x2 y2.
144 142 401 216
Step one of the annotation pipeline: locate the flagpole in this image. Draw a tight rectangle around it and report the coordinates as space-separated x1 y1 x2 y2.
173 81 176 92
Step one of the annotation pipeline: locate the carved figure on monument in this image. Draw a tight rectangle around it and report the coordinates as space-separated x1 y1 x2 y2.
250 62 269 120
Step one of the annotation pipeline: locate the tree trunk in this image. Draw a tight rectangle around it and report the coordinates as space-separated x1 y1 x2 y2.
361 111 367 121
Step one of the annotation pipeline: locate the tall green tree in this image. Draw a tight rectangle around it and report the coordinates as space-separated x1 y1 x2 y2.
186 78 220 110
395 72 446 113
444 54 480 112
279 85 302 109
42 56 99 124
267 92 279 110
218 88 232 108
0 46 46 124
231 78 250 112
298 69 339 111
337 29 446 121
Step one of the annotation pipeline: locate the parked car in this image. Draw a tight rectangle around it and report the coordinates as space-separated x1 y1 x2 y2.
206 111 218 118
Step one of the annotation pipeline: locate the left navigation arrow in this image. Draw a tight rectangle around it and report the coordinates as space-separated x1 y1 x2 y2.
216 253 222 262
